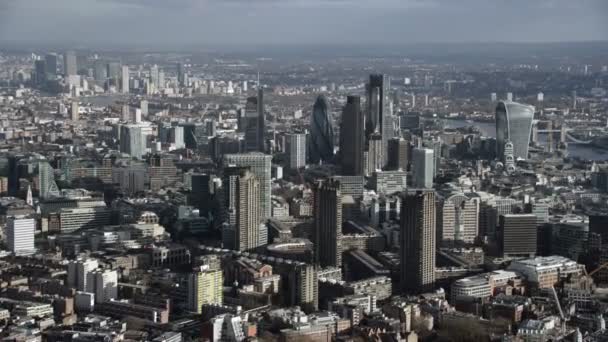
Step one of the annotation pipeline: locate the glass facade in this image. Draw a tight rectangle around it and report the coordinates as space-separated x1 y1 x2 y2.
309 95 334 163
496 101 535 160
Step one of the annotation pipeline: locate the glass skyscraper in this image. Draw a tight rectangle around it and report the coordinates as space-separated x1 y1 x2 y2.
339 96 365 176
495 101 535 160
309 95 334 164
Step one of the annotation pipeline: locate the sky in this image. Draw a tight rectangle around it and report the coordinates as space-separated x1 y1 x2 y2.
0 0 607 48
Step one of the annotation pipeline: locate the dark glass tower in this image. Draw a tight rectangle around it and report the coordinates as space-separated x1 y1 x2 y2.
177 62 185 87
309 95 334 164
400 190 436 294
313 179 343 267
366 74 390 137
340 96 365 176
8 155 20 196
257 88 265 153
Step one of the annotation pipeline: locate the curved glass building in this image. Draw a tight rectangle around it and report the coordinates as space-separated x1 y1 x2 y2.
495 101 534 160
309 95 334 164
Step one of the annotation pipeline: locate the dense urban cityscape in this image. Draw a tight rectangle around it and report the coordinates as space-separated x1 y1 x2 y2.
1 4 608 341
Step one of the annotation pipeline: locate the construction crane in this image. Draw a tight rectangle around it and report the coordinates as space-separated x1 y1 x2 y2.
587 262 608 277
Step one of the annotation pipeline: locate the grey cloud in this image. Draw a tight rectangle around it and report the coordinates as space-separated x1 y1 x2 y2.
0 0 606 47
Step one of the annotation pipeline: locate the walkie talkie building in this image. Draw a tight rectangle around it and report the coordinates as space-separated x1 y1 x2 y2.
496 101 535 160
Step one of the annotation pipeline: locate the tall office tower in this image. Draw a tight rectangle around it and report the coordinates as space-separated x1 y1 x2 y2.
232 170 262 251
67 258 99 291
6 216 35 255
38 161 59 199
133 109 142 124
64 51 77 76
34 60 46 84
8 155 21 196
243 96 263 152
366 74 393 164
158 70 165 90
107 62 121 81
366 132 383 176
122 105 130 122
71 101 79 121
387 137 409 171
170 126 185 149
206 120 217 137
572 90 577 109
400 191 436 294
177 62 185 87
367 85 381 138
309 95 334 164
120 125 145 159
499 214 537 258
181 123 203 149
491 92 498 102
187 266 223 313
479 202 498 239
506 92 513 102
438 194 480 244
121 65 129 93
366 74 390 138
411 148 434 189
191 173 218 218
590 215 608 243
224 153 272 218
312 179 343 268
44 54 58 78
140 100 148 116
221 167 248 233
289 134 307 169
86 270 118 303
257 88 266 152
495 101 535 160
339 96 365 176
94 60 107 82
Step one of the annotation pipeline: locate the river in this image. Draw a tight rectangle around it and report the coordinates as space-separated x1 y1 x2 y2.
443 119 608 161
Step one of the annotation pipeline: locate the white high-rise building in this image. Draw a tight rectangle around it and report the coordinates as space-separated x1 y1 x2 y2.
412 148 434 189
133 109 142 124
140 100 148 116
122 105 130 122
507 92 513 102
121 65 129 93
64 51 77 76
6 217 35 255
71 101 79 121
86 270 118 303
289 134 306 169
158 70 165 90
171 126 185 149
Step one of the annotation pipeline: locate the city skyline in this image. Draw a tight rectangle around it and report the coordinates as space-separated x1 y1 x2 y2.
1 3 608 339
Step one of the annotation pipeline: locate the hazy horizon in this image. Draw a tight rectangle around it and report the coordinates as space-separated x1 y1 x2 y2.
1 0 607 48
